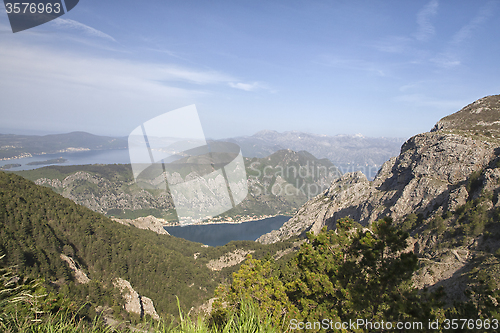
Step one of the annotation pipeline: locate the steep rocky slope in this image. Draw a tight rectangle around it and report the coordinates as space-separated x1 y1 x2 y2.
432 94 500 134
258 95 500 243
35 169 174 215
257 95 500 304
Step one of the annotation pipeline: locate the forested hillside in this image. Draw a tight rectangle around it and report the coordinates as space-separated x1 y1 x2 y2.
0 171 293 319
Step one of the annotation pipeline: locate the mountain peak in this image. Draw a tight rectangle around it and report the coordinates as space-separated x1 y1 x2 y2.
252 129 279 137
432 94 500 135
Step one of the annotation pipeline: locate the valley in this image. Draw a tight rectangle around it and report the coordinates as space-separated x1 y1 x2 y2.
0 170 297 319
2 95 500 331
13 149 341 224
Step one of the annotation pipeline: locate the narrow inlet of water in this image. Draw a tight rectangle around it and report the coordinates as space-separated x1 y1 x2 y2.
164 215 290 247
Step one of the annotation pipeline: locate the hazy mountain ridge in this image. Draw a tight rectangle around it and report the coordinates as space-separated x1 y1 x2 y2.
1 128 404 181
227 130 405 179
0 131 128 160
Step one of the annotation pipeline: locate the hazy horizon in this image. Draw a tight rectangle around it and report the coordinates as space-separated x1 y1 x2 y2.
2 1 500 139
0 127 409 140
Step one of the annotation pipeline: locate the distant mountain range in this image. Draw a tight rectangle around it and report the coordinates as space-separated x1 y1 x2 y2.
226 130 406 179
1 129 405 179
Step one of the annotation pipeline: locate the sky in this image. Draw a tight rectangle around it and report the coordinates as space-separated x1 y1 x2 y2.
1 0 500 140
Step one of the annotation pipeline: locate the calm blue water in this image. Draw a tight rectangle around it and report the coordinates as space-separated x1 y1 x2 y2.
164 215 290 247
0 149 131 171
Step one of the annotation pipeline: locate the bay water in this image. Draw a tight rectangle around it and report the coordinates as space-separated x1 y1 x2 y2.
0 149 130 171
164 215 290 247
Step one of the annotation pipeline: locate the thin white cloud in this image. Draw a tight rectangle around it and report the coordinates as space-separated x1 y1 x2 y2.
431 2 497 69
430 54 460 68
0 42 271 129
0 43 239 94
451 1 496 45
318 56 386 76
414 0 439 42
371 36 412 54
228 82 265 91
50 18 116 42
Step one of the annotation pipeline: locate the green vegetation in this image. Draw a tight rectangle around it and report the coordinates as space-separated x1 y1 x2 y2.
1 250 277 332
0 163 21 170
210 217 500 332
16 164 134 183
26 158 68 166
0 254 45 329
3 196 500 332
212 217 437 328
0 171 294 321
4 142 500 331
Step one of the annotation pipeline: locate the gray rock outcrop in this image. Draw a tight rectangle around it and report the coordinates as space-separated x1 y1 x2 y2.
60 254 90 284
35 171 173 214
432 95 500 135
113 277 160 320
258 95 500 244
112 215 170 235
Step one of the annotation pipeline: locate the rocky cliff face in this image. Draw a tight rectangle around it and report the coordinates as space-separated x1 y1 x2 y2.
60 252 160 320
258 95 500 244
35 171 174 214
257 95 500 303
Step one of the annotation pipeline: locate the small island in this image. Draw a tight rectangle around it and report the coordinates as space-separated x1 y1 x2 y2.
0 163 22 170
27 157 67 166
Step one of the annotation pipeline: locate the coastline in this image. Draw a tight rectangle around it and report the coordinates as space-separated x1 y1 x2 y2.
115 214 293 228
164 215 292 247
198 214 291 225
0 147 127 161
165 214 292 227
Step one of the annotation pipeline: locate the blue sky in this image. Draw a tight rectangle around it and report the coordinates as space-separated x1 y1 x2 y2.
1 0 499 139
